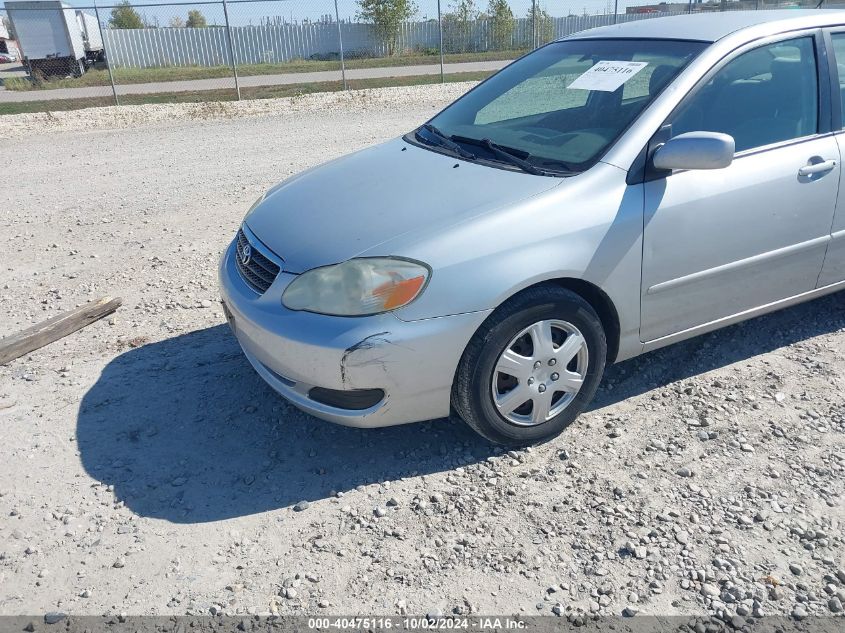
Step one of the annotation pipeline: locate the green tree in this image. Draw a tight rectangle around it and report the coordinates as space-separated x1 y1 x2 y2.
109 0 144 29
527 3 553 47
185 10 208 28
357 0 417 56
443 0 478 53
487 0 514 51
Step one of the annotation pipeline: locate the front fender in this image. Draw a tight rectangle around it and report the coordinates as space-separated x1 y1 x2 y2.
391 162 645 361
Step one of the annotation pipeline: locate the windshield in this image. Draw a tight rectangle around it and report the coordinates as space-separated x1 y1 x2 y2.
417 39 707 174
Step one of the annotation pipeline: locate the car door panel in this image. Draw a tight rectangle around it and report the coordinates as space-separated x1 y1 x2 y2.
819 31 845 287
641 138 839 342
819 130 845 286
640 34 838 343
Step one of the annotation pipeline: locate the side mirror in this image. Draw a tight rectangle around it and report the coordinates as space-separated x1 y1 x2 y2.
652 131 735 171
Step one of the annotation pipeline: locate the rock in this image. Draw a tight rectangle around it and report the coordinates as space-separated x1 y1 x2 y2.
789 563 802 576
792 605 808 620
23 623 36 632
828 598 842 613
676 467 693 478
386 497 399 507
675 530 690 545
44 613 66 624
374 507 387 518
701 584 720 597
622 606 639 617
293 501 310 512
426 608 443 620
113 557 126 568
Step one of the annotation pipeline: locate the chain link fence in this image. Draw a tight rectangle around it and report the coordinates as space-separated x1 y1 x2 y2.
0 0 824 113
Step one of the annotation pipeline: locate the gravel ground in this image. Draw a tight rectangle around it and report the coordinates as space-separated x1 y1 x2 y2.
1 84 844 623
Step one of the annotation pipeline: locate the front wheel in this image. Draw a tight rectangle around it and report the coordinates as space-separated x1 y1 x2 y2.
452 286 607 446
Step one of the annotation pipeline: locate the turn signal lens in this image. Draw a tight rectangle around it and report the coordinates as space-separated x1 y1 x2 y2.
282 258 430 316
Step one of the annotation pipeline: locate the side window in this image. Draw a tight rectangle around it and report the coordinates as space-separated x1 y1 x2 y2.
671 37 819 153
830 33 845 126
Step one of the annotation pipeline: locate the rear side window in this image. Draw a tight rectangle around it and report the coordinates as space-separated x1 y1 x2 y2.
670 37 819 152
830 33 845 126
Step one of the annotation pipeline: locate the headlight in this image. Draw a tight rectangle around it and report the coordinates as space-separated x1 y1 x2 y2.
282 258 430 316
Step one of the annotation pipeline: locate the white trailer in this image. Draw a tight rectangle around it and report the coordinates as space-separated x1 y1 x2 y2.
76 10 103 56
6 0 103 77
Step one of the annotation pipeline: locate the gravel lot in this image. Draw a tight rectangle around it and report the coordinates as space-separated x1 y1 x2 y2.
1 84 844 622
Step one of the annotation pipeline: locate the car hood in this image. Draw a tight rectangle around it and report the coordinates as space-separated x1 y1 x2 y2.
244 138 561 273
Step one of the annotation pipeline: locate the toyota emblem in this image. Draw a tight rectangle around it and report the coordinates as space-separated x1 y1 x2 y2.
240 243 252 266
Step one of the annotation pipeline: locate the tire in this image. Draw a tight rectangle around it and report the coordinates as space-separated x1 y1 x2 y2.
452 286 607 446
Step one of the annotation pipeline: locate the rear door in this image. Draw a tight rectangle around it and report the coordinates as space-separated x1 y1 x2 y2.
640 32 839 342
819 29 845 287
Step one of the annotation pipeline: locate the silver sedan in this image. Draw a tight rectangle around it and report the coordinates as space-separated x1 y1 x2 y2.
219 10 845 445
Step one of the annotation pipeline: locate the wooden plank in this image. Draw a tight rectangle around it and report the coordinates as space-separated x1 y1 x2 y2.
0 296 122 366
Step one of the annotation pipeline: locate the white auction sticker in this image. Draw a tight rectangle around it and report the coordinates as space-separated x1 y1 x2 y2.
567 60 649 92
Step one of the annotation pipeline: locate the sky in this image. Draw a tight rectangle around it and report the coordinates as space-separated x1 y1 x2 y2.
0 0 638 28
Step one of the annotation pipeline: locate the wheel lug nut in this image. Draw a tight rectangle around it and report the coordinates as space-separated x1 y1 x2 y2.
551 372 559 381
538 384 547 393
527 378 534 385
534 361 542 369
548 358 557 366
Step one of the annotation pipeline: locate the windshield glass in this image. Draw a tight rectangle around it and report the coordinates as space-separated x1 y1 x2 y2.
420 39 707 173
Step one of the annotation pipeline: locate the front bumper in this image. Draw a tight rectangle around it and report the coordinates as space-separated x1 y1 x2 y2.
218 239 490 428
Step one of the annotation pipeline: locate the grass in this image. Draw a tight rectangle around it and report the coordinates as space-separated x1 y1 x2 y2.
0 70 492 115
2 50 523 92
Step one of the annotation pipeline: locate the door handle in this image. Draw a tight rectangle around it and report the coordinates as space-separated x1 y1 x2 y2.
798 159 837 176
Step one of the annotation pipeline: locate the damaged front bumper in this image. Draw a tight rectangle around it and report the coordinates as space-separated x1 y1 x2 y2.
218 240 490 428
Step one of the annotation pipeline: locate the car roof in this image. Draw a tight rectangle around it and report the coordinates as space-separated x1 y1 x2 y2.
565 9 845 43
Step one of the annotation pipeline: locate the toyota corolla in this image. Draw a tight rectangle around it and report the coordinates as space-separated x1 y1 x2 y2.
220 10 845 445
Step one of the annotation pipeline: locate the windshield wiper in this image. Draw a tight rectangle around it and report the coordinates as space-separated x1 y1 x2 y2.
416 124 476 160
453 136 551 176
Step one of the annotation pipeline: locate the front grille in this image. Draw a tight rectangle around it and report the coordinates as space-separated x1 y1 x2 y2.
234 228 281 294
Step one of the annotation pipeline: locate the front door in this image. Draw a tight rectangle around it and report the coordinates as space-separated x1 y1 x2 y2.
640 34 839 342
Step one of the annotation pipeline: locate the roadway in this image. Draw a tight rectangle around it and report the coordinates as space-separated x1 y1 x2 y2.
0 60 510 103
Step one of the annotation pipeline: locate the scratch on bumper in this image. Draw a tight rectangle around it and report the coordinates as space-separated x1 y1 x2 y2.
340 331 393 387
